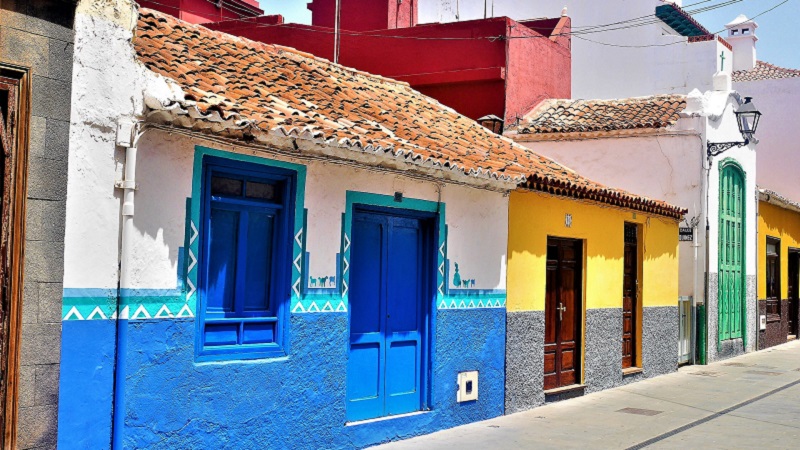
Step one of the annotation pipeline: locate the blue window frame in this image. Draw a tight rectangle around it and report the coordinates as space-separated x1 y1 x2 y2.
197 157 296 361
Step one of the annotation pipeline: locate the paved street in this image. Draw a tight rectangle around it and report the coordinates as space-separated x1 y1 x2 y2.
373 341 800 449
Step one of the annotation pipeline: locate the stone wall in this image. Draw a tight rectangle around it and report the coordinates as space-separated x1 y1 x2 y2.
0 0 74 448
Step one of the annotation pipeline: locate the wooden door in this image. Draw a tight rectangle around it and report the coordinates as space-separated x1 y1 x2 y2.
789 251 799 337
544 238 582 391
622 224 638 369
0 72 28 448
346 208 432 422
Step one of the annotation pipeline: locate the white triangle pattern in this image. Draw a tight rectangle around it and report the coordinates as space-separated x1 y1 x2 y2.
64 306 84 321
155 305 174 318
176 304 194 318
87 306 107 320
131 304 151 320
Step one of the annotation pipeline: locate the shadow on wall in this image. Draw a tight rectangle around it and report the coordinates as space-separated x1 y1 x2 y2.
130 132 196 278
1 0 76 28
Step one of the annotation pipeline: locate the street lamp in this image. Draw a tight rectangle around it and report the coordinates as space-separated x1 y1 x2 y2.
478 114 504 134
707 97 762 158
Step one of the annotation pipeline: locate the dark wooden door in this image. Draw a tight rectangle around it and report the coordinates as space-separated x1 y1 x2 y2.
789 251 799 337
544 238 582 391
0 75 20 447
622 224 638 369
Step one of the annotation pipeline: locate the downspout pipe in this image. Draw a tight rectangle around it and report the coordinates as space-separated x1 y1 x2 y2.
112 122 144 450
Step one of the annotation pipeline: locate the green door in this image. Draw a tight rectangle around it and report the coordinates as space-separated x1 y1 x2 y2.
718 164 745 341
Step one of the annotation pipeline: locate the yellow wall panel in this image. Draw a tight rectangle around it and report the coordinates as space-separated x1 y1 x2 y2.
508 191 679 312
757 201 800 299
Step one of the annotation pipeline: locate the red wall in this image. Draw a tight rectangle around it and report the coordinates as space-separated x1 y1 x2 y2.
208 15 571 123
139 0 262 24
307 0 417 31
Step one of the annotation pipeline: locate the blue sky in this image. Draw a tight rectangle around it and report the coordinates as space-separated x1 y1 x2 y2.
259 1 798 69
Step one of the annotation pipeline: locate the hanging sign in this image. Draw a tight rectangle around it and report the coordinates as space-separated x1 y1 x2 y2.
679 227 694 242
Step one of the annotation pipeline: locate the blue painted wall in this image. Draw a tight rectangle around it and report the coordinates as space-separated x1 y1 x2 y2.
57 320 116 449
58 309 505 449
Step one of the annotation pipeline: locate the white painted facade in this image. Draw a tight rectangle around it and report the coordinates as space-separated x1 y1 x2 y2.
509 85 758 360
733 76 800 203
420 0 730 99
64 0 509 306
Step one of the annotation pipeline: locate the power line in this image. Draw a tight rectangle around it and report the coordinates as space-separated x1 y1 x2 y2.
140 0 779 48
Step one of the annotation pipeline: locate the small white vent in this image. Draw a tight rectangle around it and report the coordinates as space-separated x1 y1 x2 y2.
457 371 478 403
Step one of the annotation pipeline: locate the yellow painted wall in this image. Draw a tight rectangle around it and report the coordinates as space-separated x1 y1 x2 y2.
507 191 680 312
757 201 800 299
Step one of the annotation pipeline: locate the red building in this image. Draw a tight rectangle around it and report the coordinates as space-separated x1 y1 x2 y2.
137 0 263 24
144 0 571 127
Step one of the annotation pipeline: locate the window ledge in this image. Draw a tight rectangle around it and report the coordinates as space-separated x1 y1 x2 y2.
622 367 644 376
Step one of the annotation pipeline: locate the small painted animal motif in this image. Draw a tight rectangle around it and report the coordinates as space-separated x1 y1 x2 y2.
310 278 317 287
470 279 476 288
329 276 336 287
320 276 328 287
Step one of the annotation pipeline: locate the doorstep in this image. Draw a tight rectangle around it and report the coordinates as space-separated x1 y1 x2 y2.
544 384 586 403
622 367 644 377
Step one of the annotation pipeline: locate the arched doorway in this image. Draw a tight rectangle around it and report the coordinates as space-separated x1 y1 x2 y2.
718 161 746 344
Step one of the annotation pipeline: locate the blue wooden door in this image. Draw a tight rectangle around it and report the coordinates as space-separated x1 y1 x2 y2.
347 209 429 421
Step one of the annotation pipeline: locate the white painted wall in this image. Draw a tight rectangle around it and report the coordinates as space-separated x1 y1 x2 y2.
420 0 728 99
131 131 509 291
734 77 800 203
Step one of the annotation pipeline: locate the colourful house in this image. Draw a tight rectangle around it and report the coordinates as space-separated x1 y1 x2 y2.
757 190 800 348
505 167 684 410
506 84 760 366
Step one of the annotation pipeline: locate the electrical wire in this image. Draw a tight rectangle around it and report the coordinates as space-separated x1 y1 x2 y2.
138 0 787 49
141 0 744 42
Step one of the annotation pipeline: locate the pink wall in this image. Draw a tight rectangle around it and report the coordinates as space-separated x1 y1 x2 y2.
506 17 571 123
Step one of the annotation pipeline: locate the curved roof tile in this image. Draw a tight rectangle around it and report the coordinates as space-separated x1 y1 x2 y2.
133 8 686 219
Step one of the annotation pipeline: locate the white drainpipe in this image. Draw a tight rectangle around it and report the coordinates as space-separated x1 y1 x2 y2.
112 120 146 449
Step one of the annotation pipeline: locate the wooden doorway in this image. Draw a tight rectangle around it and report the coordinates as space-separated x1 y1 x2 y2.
788 250 799 338
622 223 639 369
544 237 583 391
0 68 30 448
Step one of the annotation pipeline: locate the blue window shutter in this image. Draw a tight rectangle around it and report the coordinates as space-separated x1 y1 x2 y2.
243 210 275 313
207 206 239 314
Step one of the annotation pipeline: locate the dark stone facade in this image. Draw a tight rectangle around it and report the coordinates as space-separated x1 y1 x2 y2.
584 308 622 393
1 0 74 448
504 311 545 414
506 307 678 411
758 300 792 350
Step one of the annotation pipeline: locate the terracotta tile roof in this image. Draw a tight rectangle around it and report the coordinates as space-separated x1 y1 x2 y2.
732 61 800 83
513 95 687 135
133 8 686 219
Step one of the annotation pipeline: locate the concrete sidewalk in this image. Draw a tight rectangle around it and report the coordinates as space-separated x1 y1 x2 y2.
372 341 800 449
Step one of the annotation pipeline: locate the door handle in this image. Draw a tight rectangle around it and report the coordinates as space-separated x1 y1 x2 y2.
557 302 567 321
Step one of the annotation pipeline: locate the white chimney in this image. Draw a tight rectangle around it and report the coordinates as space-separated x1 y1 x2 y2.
725 14 758 72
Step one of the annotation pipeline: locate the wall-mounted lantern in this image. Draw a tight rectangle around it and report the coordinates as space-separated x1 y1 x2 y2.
707 96 762 158
477 114 504 135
